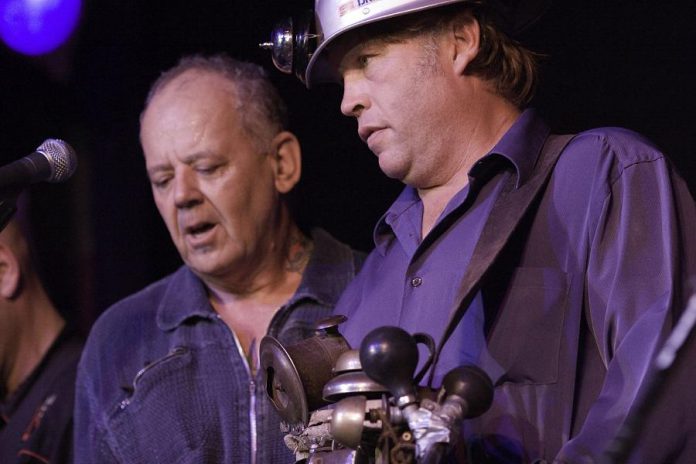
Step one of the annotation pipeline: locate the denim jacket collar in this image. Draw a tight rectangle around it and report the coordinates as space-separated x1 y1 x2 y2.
156 228 358 331
156 267 213 331
286 228 358 308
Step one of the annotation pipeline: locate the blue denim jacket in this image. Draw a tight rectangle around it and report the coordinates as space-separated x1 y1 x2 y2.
74 229 363 464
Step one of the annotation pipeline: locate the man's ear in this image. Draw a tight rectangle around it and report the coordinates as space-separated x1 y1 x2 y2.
450 14 481 76
270 131 302 194
0 244 20 299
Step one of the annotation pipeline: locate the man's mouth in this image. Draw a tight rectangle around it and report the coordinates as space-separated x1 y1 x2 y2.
358 125 386 144
366 129 386 153
186 222 215 236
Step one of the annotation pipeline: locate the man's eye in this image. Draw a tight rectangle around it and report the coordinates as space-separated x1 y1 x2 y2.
151 177 171 189
357 54 375 68
196 165 219 175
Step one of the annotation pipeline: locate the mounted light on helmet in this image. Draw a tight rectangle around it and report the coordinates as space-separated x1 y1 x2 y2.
259 10 316 84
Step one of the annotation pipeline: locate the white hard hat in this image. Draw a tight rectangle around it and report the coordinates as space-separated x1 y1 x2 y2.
308 0 467 86
260 0 549 87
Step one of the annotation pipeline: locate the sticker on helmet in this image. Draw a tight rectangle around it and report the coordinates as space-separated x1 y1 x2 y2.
339 0 382 17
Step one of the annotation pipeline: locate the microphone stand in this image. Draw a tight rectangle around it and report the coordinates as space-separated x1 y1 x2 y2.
601 292 696 464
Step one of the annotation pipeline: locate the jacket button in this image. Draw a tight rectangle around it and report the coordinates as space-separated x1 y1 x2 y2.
411 276 423 287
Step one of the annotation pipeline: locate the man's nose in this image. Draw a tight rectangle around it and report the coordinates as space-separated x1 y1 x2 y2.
340 73 368 117
174 170 202 209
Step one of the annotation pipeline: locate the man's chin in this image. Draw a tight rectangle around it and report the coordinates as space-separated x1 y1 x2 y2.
184 253 220 277
378 158 408 183
185 252 253 286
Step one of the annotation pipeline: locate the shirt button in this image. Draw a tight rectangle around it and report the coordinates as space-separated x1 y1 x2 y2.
411 276 423 287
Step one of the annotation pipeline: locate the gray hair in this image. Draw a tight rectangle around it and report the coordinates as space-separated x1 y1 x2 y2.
142 53 289 152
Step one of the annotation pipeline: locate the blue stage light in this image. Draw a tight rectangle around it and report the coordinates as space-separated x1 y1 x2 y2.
0 0 82 56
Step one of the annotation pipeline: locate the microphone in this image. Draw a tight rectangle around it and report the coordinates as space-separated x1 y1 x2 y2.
0 139 78 191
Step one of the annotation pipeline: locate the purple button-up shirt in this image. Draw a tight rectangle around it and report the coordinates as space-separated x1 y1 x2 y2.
336 110 696 462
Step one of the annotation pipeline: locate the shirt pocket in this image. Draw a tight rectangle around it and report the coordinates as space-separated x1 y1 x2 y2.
486 267 569 385
105 347 215 464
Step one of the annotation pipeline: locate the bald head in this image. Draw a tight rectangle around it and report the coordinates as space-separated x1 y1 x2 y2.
140 69 244 158
141 54 288 153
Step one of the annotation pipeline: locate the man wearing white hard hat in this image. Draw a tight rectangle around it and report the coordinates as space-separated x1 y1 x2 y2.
263 0 696 462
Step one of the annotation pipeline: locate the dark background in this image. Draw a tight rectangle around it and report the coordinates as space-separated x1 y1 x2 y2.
0 0 694 332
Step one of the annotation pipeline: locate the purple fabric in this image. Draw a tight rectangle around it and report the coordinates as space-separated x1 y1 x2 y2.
625 297 696 464
336 109 696 463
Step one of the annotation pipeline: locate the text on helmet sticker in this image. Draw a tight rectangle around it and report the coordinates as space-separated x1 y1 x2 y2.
339 0 382 17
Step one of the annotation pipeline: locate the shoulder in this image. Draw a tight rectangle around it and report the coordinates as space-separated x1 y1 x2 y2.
14 333 84 460
558 127 667 178
88 268 183 337
310 227 366 276
45 331 84 383
538 127 690 239
31 331 84 407
79 267 188 375
546 127 673 200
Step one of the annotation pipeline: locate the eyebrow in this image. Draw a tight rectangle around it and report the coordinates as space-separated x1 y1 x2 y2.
145 164 171 178
335 35 390 75
146 151 220 177
181 151 220 164
336 46 364 75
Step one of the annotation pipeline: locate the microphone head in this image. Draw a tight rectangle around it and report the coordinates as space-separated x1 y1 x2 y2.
36 139 78 183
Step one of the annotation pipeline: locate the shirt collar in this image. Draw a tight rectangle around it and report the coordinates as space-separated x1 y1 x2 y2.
157 228 358 331
485 108 550 189
372 109 550 253
156 266 215 331
286 228 360 308
0 327 77 420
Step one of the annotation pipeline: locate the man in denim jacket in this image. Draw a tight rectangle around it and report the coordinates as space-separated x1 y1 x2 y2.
74 54 363 463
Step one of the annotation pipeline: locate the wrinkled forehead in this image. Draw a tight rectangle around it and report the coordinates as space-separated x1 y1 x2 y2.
142 72 239 131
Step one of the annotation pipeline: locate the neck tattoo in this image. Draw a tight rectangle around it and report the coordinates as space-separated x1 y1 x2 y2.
286 233 313 273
